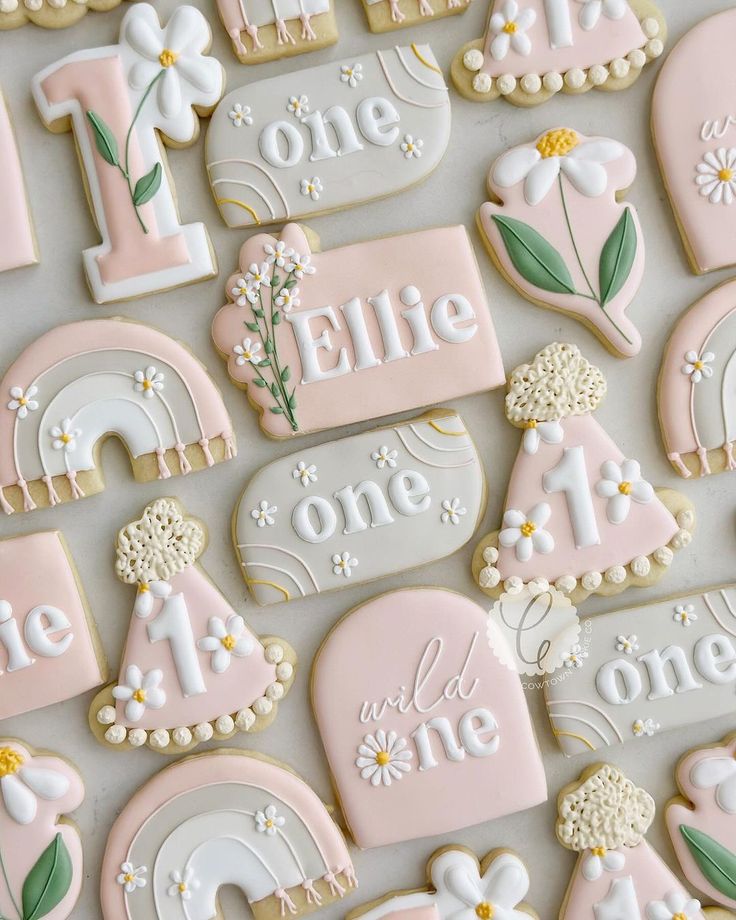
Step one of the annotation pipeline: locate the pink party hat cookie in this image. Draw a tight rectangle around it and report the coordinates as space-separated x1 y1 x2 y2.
473 343 694 602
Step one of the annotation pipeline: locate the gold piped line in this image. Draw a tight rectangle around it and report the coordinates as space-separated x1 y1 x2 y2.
428 420 467 436
215 197 261 225
553 729 595 751
411 43 442 73
246 578 290 601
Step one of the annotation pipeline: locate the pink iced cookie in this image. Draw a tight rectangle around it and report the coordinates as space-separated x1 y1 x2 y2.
478 128 644 358
473 343 694 602
0 740 84 920
100 749 357 920
0 92 36 274
311 587 547 849
0 531 106 721
558 763 706 919
212 223 504 438
90 498 295 754
666 734 736 909
0 317 235 514
32 3 223 303
452 0 665 106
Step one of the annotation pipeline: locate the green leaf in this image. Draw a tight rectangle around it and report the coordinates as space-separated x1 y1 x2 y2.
271 274 280 287
245 321 260 333
259 358 272 368
272 311 281 325
680 825 736 899
265 338 274 354
492 215 575 296
253 308 265 319
132 162 162 206
86 111 119 167
270 382 280 398
270 406 284 414
281 366 291 383
22 833 73 920
599 207 637 307
253 378 267 388
284 278 297 289
288 392 297 410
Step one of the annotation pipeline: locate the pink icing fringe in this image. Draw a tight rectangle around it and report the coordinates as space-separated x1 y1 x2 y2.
344 865 358 889
0 488 13 515
67 470 85 499
668 452 691 478
274 888 297 916
175 443 192 476
223 432 236 459
300 12 316 39
17 478 36 512
275 17 294 43
323 871 346 898
302 880 322 905
42 475 61 507
156 448 172 480
697 446 711 476
199 437 215 468
724 442 736 471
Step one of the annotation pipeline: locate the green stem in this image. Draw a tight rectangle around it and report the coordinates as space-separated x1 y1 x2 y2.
123 70 166 234
0 844 21 920
268 273 298 431
246 293 289 418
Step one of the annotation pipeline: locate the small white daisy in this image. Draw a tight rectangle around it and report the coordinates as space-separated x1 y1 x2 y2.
264 240 293 267
50 418 81 453
167 867 199 900
633 718 660 738
400 134 423 159
117 863 146 894
292 460 317 487
245 261 270 290
251 500 277 527
234 338 262 366
488 0 536 60
371 446 398 469
595 459 653 525
287 94 309 117
340 62 363 88
275 286 300 311
615 634 639 655
286 252 316 280
197 614 254 673
133 366 164 399
112 666 166 723
355 730 412 786
231 277 257 307
333 551 358 578
499 503 554 562
582 846 625 881
228 103 253 127
255 804 285 835
7 385 38 419
441 498 467 525
300 177 323 201
674 603 698 626
564 644 588 669
645 890 701 920
681 350 715 383
695 148 736 205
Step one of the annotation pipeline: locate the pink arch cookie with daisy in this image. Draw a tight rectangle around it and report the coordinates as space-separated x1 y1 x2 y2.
100 749 357 920
0 318 235 514
658 280 736 479
360 0 473 33
473 343 694 603
90 498 295 754
311 588 547 849
478 128 644 358
32 4 223 304
451 0 664 106
0 740 85 920
348 846 537 920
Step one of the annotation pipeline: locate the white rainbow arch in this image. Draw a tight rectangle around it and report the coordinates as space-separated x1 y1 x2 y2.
100 751 357 920
0 319 235 512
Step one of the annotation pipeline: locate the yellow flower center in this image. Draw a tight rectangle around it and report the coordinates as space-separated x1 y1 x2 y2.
60 433 71 444
537 128 579 159
673 915 687 920
18 397 27 406
143 379 152 390
375 751 390 766
132 689 147 704
475 903 494 920
503 21 517 33
719 168 734 182
139 582 150 594
266 819 274 828
591 846 607 857
525 420 537 429
0 748 23 777
159 49 178 68
179 883 187 893
244 350 253 359
124 874 135 884
520 521 536 538
694 360 703 370
618 481 632 495
222 634 236 651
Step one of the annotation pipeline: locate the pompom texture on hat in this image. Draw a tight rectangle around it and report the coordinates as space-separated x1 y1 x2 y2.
557 764 655 852
506 343 607 426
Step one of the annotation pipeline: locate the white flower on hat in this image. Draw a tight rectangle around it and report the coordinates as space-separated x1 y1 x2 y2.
488 0 536 60
197 615 254 673
595 460 653 525
645 890 701 920
499 503 554 562
112 666 166 722
575 0 626 31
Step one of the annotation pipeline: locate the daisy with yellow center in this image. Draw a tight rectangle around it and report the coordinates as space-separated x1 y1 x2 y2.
489 0 536 61
475 902 494 919
50 418 81 453
112 665 166 722
118 862 147 893
0 748 23 777
197 614 254 674
159 48 178 68
499 502 554 563
7 385 38 419
595 459 654 525
0 746 70 825
582 843 625 880
255 804 285 835
167 867 198 901
356 730 413 786
696 148 736 205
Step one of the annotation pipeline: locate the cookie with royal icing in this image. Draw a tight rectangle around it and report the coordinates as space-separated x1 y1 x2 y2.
478 127 644 358
205 46 450 228
473 343 694 602
0 0 130 29
311 587 547 849
360 0 472 33
659 279 736 479
234 409 485 605
100 748 357 920
349 846 537 920
32 3 223 304
0 530 106 720
0 318 235 514
557 763 706 919
451 0 665 106
90 498 295 754
212 223 504 438
215 0 337 65
0 91 37 273
0 739 85 920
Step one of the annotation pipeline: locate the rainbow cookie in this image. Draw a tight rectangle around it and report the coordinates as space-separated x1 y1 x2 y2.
452 0 665 106
0 91 37 273
360 0 473 33
90 498 295 754
100 749 357 920
0 318 235 514
32 4 223 303
473 343 694 602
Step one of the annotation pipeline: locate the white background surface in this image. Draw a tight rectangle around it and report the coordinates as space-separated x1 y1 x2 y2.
0 0 734 916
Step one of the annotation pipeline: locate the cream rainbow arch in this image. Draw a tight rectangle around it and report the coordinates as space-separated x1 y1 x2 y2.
0 318 236 513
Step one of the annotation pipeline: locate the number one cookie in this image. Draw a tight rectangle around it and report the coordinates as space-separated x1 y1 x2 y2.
32 3 224 304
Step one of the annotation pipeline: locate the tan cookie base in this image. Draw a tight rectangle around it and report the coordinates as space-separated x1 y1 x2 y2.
361 0 471 34
221 7 338 65
0 0 126 30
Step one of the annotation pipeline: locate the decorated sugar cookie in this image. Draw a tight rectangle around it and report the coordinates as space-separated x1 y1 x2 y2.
349 846 537 920
558 764 707 919
0 740 84 920
659 279 736 479
360 0 473 33
100 749 357 920
478 128 644 358
652 8 736 275
215 0 337 64
205 46 450 228
451 0 665 106
0 0 131 29
32 4 223 303
473 343 694 602
311 588 547 849
212 224 504 438
90 498 295 754
0 318 235 514
544 583 736 756
235 410 485 605
0 92 37 273
0 531 106 720
666 734 736 909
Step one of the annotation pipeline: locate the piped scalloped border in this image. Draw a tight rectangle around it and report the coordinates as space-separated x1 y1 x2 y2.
472 489 695 605
89 636 296 754
450 1 665 106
